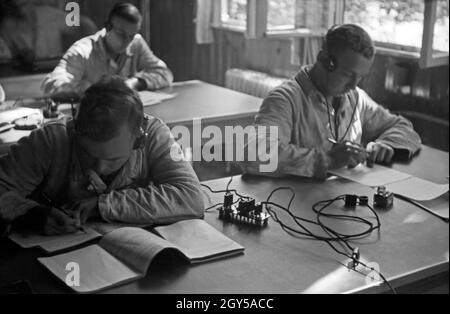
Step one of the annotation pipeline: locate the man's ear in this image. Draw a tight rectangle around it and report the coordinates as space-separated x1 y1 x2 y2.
317 50 328 64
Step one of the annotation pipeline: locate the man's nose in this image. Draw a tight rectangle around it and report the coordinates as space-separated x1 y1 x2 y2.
348 77 360 90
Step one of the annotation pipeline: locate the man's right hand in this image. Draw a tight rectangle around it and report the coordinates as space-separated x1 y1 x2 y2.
41 207 81 235
13 205 80 236
326 142 367 169
41 72 74 95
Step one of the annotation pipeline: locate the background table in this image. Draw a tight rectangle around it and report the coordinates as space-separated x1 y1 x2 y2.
0 80 262 156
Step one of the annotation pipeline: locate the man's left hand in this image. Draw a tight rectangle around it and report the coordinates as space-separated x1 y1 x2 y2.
366 142 394 164
62 197 99 224
126 77 146 90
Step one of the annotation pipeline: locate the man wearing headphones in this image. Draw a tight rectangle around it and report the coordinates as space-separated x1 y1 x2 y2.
0 76 203 236
241 24 421 178
41 2 173 97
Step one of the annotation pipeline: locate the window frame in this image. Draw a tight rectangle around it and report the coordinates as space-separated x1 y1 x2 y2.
419 0 449 68
343 0 448 68
212 0 448 68
213 0 340 37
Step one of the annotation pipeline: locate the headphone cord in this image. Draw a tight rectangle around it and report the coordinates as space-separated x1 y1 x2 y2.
325 95 358 143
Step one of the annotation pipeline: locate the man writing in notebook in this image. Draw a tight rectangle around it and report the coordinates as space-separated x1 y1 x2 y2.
41 2 173 98
241 24 421 178
0 76 204 236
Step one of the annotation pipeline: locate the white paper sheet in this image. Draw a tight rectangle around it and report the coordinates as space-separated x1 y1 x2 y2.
0 107 42 124
138 91 176 106
38 245 142 293
329 164 412 187
386 176 449 201
154 219 245 263
9 227 101 253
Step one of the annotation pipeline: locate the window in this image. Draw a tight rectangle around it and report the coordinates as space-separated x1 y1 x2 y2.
266 0 338 35
220 0 247 29
433 0 449 52
267 0 295 31
212 0 448 67
344 0 449 67
345 0 425 51
215 0 338 36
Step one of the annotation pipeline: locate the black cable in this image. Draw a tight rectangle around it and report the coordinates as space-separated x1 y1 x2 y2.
204 197 242 213
264 188 394 294
202 180 396 293
312 197 381 239
394 193 449 223
201 183 251 200
325 95 358 143
226 176 233 192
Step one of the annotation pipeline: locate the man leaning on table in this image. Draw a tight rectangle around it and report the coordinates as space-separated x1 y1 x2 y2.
240 24 421 178
41 2 173 97
0 75 203 237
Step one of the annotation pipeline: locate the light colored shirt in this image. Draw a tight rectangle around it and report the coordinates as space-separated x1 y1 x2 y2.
0 116 204 225
241 65 421 178
41 28 174 95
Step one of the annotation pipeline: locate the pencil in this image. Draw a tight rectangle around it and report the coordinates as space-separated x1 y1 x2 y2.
41 193 86 233
327 138 368 154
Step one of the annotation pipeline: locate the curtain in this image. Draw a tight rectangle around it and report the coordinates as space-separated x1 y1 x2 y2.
195 0 215 44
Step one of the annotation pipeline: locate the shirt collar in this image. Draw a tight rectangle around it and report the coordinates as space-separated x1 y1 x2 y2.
295 65 320 99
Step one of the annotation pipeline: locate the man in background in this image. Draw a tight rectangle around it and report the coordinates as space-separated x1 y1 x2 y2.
240 24 421 178
41 2 173 97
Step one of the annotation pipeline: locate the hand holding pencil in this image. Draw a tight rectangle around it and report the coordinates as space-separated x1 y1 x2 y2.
327 138 370 169
41 193 86 234
327 138 394 168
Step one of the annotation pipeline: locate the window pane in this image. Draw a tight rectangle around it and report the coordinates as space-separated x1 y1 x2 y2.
268 0 295 30
433 0 449 52
221 0 247 27
344 0 424 50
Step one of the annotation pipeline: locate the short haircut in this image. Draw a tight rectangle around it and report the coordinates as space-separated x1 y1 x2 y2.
0 0 25 22
108 2 142 25
323 24 375 60
76 75 144 142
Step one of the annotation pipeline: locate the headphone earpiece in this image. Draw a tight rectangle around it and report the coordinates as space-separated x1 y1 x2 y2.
133 116 149 150
105 20 112 31
321 55 337 72
328 55 337 72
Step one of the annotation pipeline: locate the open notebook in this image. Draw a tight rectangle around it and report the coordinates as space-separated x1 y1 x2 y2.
38 219 245 293
9 227 101 253
9 221 150 253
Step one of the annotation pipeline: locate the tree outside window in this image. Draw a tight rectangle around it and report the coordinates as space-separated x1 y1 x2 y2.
345 0 448 53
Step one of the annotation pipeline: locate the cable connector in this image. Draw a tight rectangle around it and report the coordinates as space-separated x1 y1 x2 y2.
374 186 394 209
219 196 270 227
351 247 360 268
344 194 358 208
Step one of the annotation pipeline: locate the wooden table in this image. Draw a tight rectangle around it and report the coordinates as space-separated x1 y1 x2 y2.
0 145 447 294
146 80 262 128
0 80 262 155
